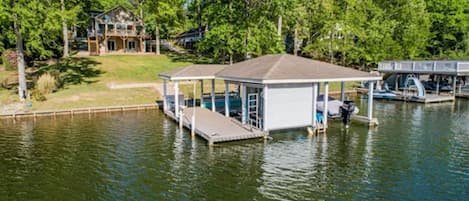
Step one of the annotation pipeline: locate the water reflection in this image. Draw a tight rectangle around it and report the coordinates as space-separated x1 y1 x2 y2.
0 99 468 201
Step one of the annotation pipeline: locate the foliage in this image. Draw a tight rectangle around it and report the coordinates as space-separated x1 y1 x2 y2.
194 0 283 63
30 89 46 101
142 0 186 39
0 0 469 69
36 73 57 94
1 49 17 71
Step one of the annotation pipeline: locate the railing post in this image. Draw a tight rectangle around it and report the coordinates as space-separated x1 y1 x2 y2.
179 110 183 129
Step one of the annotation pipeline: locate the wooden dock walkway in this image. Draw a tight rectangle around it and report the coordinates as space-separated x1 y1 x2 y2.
394 94 455 103
165 107 267 144
456 93 469 99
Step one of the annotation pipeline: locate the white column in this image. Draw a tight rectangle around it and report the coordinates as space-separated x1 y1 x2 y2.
200 80 204 107
452 76 457 96
312 83 318 127
174 81 180 118
241 84 247 124
318 82 321 95
224 82 230 117
192 81 196 136
368 81 374 121
263 85 268 131
211 79 216 112
163 79 168 111
323 82 329 127
340 81 345 102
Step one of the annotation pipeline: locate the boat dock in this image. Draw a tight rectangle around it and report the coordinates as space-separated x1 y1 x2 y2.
165 107 267 145
393 94 455 103
456 93 469 99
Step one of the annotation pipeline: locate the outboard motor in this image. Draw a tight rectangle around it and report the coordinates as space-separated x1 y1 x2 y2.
340 101 355 128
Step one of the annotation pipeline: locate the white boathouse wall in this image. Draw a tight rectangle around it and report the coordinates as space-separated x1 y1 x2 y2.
264 83 313 131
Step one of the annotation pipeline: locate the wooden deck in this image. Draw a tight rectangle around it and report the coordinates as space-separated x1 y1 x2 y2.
393 94 455 103
165 107 267 144
456 93 469 99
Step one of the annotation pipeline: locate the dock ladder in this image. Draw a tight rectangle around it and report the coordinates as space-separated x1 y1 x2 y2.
248 93 261 129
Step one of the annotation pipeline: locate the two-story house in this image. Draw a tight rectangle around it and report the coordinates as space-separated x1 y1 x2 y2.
87 6 149 55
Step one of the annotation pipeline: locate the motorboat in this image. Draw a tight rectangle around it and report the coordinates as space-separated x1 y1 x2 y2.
316 95 359 118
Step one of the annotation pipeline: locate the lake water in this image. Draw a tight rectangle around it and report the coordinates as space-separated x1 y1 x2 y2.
0 98 468 201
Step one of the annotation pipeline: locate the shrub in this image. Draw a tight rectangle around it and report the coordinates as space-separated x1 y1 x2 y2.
36 73 57 95
1 49 17 71
30 89 46 101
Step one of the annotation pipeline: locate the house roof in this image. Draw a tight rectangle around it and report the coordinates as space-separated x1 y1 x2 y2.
94 5 141 24
216 54 382 84
159 64 226 80
177 26 208 37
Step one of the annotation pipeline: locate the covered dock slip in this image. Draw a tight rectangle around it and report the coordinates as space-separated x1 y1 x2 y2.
159 54 381 144
378 60 469 102
159 64 268 144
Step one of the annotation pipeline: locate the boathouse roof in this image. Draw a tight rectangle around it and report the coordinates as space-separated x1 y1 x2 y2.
216 54 381 84
159 64 226 80
159 54 381 83
378 60 469 76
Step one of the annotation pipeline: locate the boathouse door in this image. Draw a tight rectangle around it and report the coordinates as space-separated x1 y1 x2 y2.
246 86 264 129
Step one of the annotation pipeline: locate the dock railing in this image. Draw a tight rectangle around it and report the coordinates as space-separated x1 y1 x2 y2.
378 61 469 75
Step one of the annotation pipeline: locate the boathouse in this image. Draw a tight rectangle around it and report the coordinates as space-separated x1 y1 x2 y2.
378 60 469 102
159 54 381 144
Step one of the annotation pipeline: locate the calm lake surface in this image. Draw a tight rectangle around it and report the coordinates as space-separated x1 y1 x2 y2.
0 98 468 201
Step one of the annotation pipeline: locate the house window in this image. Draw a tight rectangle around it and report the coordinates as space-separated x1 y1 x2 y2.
108 40 115 51
127 40 136 51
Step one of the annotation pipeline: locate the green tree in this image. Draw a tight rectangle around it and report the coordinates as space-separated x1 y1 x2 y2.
426 0 469 59
144 0 185 55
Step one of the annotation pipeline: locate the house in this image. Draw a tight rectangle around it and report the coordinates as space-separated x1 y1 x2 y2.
175 26 206 49
87 6 149 55
159 54 381 143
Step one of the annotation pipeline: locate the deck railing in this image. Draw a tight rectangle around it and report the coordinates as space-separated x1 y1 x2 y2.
378 61 469 75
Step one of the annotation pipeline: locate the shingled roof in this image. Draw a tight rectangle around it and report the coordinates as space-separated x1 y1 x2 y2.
216 54 381 84
159 64 226 80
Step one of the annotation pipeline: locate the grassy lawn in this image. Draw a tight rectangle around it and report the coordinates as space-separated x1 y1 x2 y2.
90 54 191 83
1 55 190 111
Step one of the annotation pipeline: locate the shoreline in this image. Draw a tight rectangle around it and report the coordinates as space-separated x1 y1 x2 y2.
0 103 160 120
0 90 360 120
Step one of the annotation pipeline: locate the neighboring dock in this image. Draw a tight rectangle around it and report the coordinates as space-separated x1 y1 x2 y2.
357 88 456 103
393 94 455 103
165 107 267 145
456 93 469 99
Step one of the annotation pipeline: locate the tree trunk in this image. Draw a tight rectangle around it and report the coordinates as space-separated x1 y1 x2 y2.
329 30 334 64
294 28 298 56
155 20 160 55
140 6 145 52
342 34 347 65
14 18 27 101
230 54 233 65
221 49 225 64
198 1 202 39
245 27 250 59
61 0 69 57
277 15 282 37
